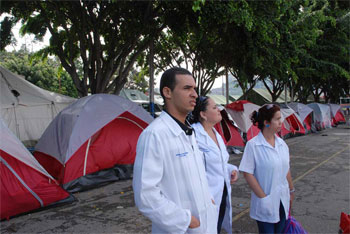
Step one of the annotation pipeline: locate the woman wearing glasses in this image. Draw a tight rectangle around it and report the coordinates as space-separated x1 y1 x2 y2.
191 96 239 234
239 104 295 233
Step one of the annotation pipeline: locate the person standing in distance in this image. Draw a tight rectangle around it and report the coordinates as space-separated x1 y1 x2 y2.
239 104 295 233
133 67 218 234
191 96 239 234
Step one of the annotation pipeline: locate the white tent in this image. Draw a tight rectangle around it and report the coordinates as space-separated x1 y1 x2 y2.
34 94 153 192
328 103 343 119
0 66 76 146
277 104 306 138
328 103 346 125
288 102 315 132
226 101 260 133
307 103 332 129
35 94 153 165
225 100 261 141
288 102 313 123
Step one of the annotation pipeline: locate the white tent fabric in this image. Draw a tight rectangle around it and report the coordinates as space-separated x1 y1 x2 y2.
307 103 332 128
0 66 76 144
35 94 153 164
278 105 304 131
0 118 54 180
288 102 313 123
280 108 293 130
226 102 260 133
328 103 343 117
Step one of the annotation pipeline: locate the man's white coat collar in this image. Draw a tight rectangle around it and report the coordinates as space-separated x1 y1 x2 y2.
160 111 186 137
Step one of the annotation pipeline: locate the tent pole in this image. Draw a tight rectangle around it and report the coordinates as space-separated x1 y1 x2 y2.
83 138 92 176
13 105 20 139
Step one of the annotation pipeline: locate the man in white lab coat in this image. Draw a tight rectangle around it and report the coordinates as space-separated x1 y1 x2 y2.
133 67 218 234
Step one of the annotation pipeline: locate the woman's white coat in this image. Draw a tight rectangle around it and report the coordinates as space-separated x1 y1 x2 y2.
239 132 290 223
192 122 238 234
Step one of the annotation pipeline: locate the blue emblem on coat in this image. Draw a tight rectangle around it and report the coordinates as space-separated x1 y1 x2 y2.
176 152 188 157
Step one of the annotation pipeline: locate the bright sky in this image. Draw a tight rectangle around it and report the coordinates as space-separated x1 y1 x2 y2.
4 19 51 52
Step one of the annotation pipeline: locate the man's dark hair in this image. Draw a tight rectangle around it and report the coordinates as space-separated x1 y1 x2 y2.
159 67 192 102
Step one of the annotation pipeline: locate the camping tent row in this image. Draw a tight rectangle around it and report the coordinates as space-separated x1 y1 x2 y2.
1 66 345 219
1 93 154 219
213 100 346 150
215 101 306 149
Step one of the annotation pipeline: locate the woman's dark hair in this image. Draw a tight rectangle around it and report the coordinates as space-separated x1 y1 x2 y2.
190 96 209 123
159 67 192 101
250 104 281 130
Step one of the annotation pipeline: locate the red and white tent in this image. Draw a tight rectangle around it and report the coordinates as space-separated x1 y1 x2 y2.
328 104 346 125
278 104 306 139
34 94 153 192
225 100 261 142
214 107 245 150
226 101 305 141
0 118 71 220
288 102 314 133
307 103 332 130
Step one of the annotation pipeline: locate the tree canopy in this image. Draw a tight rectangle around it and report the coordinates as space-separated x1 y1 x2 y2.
1 1 166 97
1 0 349 102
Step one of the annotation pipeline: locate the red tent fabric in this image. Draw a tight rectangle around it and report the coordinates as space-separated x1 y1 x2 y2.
34 94 153 192
303 114 313 131
275 105 306 139
225 100 261 143
214 109 245 147
340 212 350 233
0 119 70 220
334 110 346 124
246 125 260 141
329 104 346 126
35 111 148 185
226 100 251 112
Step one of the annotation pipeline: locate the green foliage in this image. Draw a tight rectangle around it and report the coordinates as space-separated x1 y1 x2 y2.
1 1 166 97
192 0 205 12
293 0 350 102
1 0 348 101
0 50 78 98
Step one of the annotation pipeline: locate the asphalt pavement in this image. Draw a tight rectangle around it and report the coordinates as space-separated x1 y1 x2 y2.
1 124 349 234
